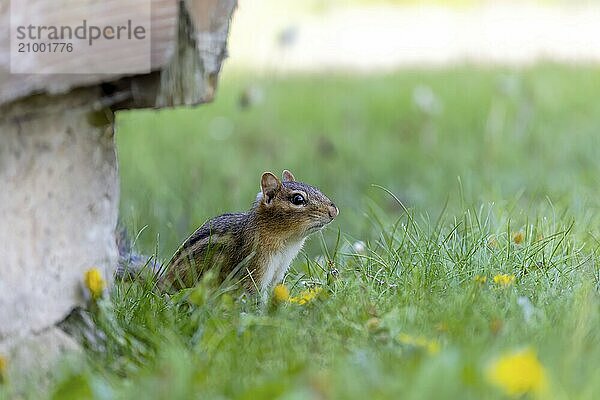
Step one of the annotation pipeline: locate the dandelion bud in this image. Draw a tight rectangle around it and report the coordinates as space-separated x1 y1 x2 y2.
84 268 106 300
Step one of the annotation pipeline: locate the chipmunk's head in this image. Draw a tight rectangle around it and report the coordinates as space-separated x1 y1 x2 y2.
255 170 338 239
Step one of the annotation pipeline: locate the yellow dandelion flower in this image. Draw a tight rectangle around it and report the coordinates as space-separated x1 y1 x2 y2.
397 333 440 355
487 348 548 396
474 275 487 284
493 274 515 287
512 231 525 244
273 284 290 302
0 354 7 381
84 268 106 299
289 287 323 305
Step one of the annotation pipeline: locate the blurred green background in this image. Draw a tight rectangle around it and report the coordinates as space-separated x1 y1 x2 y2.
117 66 600 259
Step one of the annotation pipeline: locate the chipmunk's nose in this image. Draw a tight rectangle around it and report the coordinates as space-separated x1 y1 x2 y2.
328 202 339 219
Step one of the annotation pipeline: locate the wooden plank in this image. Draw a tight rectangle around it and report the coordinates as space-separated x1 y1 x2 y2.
0 0 178 104
0 0 236 108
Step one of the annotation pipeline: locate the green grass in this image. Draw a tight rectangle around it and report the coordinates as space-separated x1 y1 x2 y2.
5 65 600 399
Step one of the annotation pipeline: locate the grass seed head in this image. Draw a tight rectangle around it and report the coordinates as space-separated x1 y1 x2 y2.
512 231 525 244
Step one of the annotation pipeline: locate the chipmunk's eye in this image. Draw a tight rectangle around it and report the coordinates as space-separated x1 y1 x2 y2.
291 193 306 206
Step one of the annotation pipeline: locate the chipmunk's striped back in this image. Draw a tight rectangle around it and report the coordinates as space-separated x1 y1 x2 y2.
162 213 252 290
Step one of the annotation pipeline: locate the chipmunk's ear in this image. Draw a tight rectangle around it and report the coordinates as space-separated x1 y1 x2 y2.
282 170 296 182
261 172 281 204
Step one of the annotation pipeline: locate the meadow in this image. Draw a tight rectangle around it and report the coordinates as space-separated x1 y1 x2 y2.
8 65 600 398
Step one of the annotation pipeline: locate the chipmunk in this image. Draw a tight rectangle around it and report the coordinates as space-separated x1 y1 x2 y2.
155 170 338 293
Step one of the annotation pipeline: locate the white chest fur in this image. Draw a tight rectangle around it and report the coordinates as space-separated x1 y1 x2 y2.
260 239 306 291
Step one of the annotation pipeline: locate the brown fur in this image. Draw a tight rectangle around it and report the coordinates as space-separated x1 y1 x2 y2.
160 170 338 292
